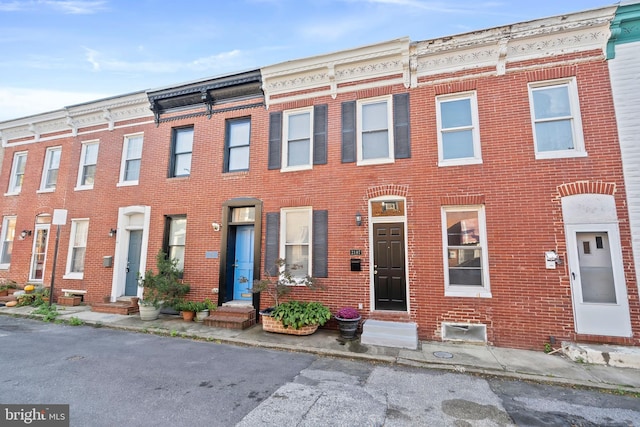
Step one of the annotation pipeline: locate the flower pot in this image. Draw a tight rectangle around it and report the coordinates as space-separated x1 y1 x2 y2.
181 310 195 322
58 295 81 306
138 303 161 321
335 316 361 339
195 310 209 322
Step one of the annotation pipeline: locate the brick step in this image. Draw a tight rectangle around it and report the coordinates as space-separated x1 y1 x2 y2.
204 306 256 330
0 295 18 303
91 302 139 315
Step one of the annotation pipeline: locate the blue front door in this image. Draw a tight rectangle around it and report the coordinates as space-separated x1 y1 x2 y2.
233 226 254 301
125 230 142 296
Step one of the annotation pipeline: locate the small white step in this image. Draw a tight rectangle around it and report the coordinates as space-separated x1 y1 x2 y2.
360 319 418 350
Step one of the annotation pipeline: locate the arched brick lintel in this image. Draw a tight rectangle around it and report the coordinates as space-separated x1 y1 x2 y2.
557 181 616 198
366 184 409 199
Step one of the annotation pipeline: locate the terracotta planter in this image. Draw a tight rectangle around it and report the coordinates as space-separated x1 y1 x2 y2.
58 295 81 306
261 314 319 336
181 310 195 322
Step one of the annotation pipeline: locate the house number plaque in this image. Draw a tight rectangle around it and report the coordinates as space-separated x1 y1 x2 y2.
350 249 362 256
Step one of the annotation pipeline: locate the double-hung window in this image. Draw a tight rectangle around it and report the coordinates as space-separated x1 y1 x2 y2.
282 108 313 171
76 141 99 189
165 216 186 272
281 207 312 280
224 118 251 172
529 78 585 159
170 127 193 178
119 133 143 185
442 206 490 298
40 147 61 191
7 152 27 194
64 219 88 279
436 92 481 166
0 216 16 268
357 96 394 165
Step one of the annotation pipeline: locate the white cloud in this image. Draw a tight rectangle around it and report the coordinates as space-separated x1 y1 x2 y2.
0 0 107 14
83 48 247 74
0 87 111 122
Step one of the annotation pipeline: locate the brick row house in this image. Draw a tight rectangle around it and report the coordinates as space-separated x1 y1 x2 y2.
1 4 638 350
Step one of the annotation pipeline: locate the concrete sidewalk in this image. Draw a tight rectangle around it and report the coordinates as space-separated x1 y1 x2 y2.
2 304 639 395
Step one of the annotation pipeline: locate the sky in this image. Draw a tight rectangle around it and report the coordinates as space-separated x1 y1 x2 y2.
0 0 617 122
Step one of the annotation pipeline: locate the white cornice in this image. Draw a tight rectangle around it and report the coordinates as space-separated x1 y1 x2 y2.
414 6 617 78
262 37 411 107
0 92 152 147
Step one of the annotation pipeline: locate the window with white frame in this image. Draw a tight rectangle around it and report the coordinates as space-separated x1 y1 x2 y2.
357 96 394 165
437 92 481 166
76 141 99 189
281 207 312 280
225 118 251 172
0 216 16 268
442 206 490 297
119 134 143 184
170 127 193 178
166 216 186 272
7 152 27 194
64 219 88 278
529 78 585 159
40 146 61 191
282 108 313 171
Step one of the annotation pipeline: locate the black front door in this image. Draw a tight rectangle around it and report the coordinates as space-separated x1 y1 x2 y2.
373 222 407 310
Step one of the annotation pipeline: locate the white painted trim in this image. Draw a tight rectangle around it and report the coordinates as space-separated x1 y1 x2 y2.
75 140 99 190
281 107 314 172
367 196 410 313
118 132 144 185
39 146 62 191
357 95 394 166
279 206 313 280
436 91 482 167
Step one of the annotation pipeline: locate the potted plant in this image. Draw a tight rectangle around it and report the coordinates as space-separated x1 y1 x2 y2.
174 300 197 322
138 251 190 321
194 299 215 322
334 307 362 339
262 300 331 335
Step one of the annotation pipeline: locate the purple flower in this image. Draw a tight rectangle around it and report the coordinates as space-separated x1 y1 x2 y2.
335 307 360 319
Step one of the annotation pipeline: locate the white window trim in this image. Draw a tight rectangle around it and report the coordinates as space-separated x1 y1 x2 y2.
528 78 586 160
442 205 491 298
38 146 62 192
436 91 482 167
117 133 143 186
279 206 313 283
75 140 99 191
226 118 251 172
357 95 395 166
5 151 27 196
63 218 89 280
0 215 16 269
282 107 314 172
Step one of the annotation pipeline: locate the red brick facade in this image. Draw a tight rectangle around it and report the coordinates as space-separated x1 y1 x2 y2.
1 6 637 350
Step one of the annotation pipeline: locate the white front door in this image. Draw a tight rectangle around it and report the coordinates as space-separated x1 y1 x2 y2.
567 225 632 337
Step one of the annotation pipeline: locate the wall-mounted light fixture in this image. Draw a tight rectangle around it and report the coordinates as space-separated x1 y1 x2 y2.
20 229 32 239
355 212 362 227
109 228 117 237
211 222 221 232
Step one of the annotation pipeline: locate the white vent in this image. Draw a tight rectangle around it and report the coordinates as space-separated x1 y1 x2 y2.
442 323 487 343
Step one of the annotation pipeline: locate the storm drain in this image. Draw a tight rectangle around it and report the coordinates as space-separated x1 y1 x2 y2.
433 351 454 359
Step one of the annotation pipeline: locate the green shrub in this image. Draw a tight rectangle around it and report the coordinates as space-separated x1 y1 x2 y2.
271 300 331 329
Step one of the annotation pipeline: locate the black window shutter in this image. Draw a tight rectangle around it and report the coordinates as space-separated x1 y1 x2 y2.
265 212 280 276
268 112 282 170
341 101 356 163
313 104 328 165
312 210 328 278
393 93 411 159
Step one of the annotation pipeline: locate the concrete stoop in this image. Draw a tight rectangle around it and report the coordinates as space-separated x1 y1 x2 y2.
562 342 640 369
360 319 418 350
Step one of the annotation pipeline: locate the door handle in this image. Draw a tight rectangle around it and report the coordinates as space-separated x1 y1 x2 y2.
374 270 378 275
571 272 576 280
